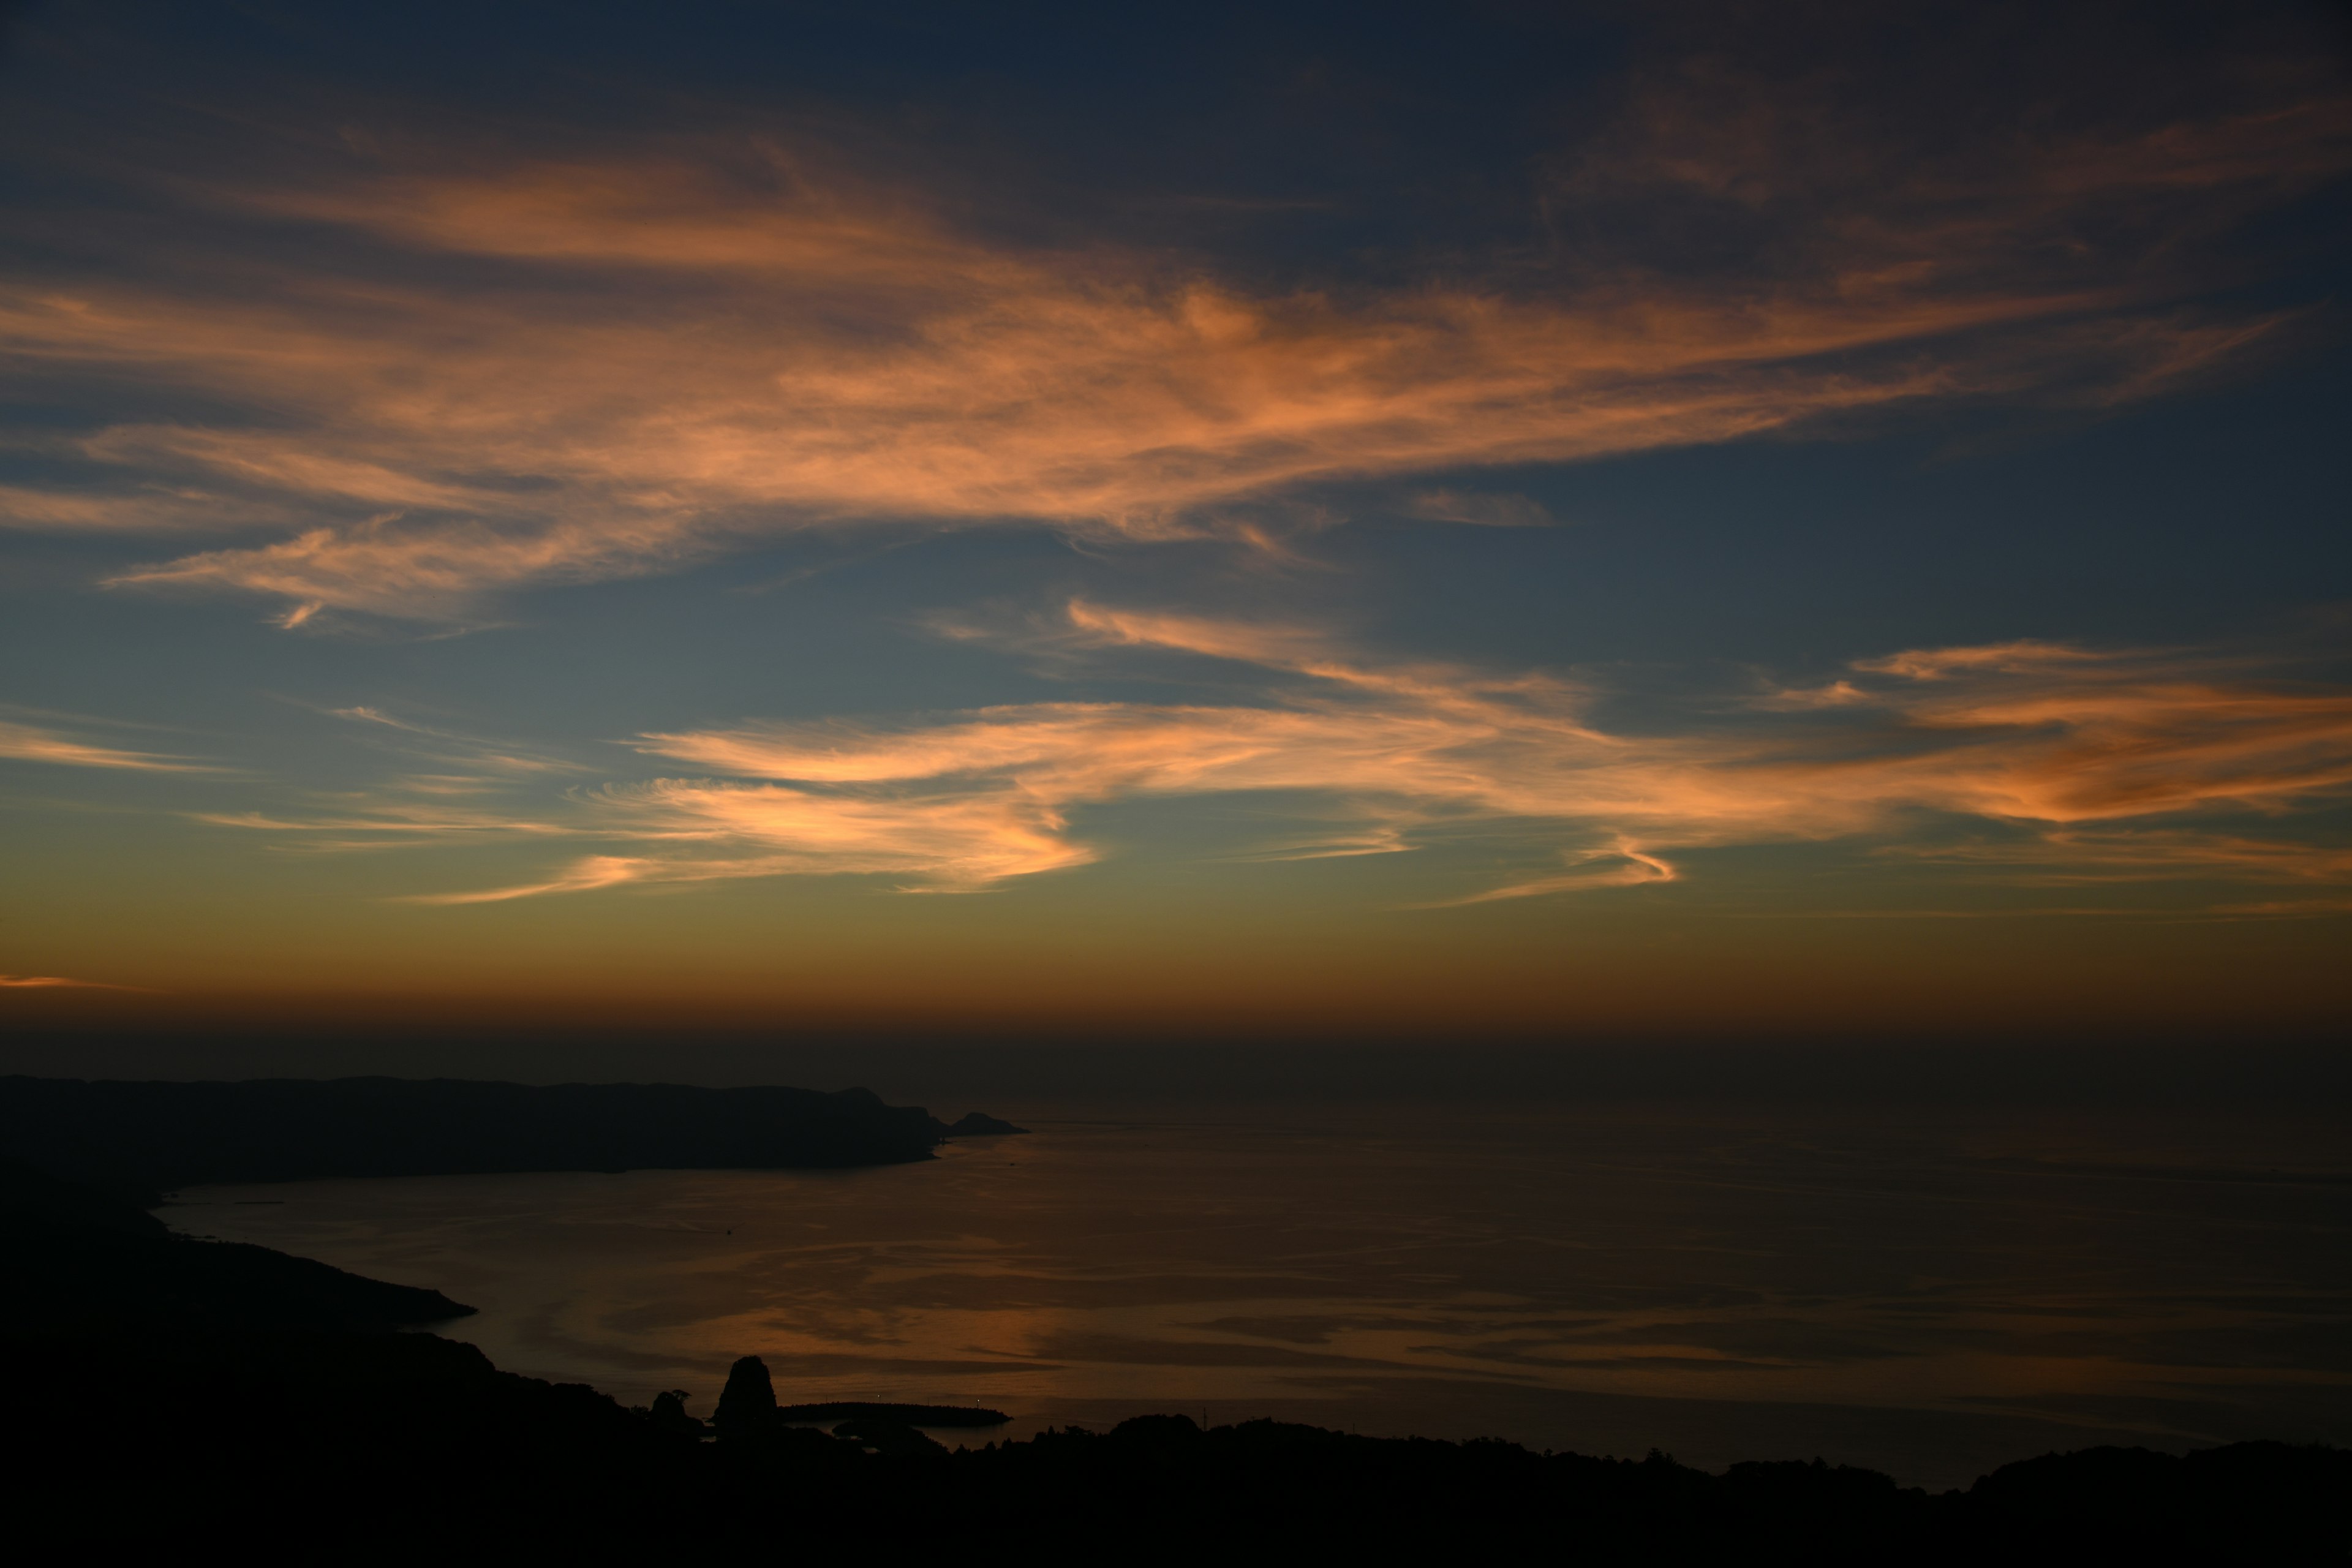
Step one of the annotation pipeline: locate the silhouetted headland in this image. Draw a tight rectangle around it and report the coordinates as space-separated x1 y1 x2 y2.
1 1155 471 1332
0 1074 1024 1190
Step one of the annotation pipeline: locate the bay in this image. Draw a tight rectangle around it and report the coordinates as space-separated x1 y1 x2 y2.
170 1099 2352 1490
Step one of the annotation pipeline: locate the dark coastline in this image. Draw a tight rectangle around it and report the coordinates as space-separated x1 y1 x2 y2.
2 1091 2343 1560
0 1074 1000 1191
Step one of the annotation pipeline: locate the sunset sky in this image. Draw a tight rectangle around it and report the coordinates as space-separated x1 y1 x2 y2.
3 0 2349 1038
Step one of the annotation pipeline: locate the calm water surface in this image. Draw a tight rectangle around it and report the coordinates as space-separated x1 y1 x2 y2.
173 1101 2352 1488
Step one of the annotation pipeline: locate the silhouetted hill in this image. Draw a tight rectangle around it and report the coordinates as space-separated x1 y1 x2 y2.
0 1156 470 1333
0 1075 978 1189
0 1153 168 1236
7 1324 2343 1559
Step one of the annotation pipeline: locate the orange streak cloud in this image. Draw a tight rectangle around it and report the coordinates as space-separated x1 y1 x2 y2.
380 610 2352 903
0 717 213 772
0 974 144 989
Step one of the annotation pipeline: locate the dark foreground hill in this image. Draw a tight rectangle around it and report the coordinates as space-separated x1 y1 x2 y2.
2 1155 473 1332
8 1331 2342 1562
0 1074 1020 1191
1 1159 2342 1560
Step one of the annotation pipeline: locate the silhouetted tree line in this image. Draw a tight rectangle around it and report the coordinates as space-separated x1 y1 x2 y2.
2 1147 2341 1559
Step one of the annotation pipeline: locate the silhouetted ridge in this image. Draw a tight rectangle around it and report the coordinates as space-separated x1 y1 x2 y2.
11 1333 2341 1560
0 1075 982 1189
0 1155 470 1332
0 1155 167 1238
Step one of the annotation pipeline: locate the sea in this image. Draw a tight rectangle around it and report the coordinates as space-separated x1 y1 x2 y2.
168 1088 2352 1491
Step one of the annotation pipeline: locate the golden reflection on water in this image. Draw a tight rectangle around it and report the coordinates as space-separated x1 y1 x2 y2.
175 1103 2352 1488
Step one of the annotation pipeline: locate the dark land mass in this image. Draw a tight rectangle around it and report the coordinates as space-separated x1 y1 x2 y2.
2 1129 2343 1559
777 1400 1011 1428
0 1074 1023 1191
945 1111 1029 1136
2 1156 473 1330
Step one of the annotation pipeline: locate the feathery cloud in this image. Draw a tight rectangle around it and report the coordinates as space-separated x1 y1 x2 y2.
0 974 145 989
0 717 213 772
0 68 2328 620
408 608 2352 903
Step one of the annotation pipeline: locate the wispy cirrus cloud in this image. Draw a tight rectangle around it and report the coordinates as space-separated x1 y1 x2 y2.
16 219 2077 622
399 606 2352 905
178 703 597 850
400 780 1089 901
0 716 214 772
1407 491 1557 529
189 802 576 850
319 703 592 779
1413 839 1679 908
399 854 658 905
0 56 2333 622
1883 828 2352 886
0 973 146 989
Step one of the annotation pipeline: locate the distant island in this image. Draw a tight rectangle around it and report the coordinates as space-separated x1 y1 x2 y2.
944 1111 1028 1137
0 1074 1025 1193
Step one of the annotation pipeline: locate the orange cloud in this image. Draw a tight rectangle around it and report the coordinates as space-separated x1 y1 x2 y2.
0 81 2325 619
0 717 213 772
1414 839 1679 908
1852 641 2112 680
189 803 576 847
1885 829 2352 885
0 974 145 989
392 610 2352 903
393 783 1089 903
398 854 658 905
